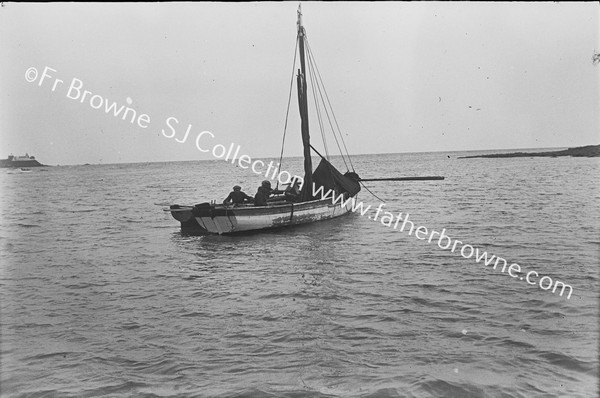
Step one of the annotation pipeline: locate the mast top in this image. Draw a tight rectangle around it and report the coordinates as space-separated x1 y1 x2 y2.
297 4 303 32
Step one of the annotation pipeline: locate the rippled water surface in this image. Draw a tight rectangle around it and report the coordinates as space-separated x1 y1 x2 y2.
1 151 598 397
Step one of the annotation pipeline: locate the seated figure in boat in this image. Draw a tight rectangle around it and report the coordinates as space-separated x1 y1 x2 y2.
223 185 253 206
254 180 283 206
284 179 301 203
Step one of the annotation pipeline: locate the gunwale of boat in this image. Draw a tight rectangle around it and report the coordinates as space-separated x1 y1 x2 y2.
201 197 347 214
192 197 354 235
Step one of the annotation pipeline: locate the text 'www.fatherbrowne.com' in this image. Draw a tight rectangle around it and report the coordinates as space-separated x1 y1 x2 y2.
312 183 574 300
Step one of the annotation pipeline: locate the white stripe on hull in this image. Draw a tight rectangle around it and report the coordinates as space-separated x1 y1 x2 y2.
195 199 352 234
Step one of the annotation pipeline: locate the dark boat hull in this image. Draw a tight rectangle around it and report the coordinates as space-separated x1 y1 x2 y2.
169 205 207 232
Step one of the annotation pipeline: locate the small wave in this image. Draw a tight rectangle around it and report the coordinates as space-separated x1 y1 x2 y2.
119 322 142 330
180 311 208 318
419 379 486 397
538 351 595 374
63 282 109 289
17 223 40 228
78 381 151 397
24 351 72 361
217 387 343 398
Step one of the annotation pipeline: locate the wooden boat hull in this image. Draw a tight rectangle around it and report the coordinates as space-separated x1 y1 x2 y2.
187 198 352 235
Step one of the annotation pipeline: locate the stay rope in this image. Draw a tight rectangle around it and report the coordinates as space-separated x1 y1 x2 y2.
276 35 300 189
305 37 356 172
306 47 330 160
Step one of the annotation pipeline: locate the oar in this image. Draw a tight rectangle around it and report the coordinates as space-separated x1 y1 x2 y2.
359 176 444 182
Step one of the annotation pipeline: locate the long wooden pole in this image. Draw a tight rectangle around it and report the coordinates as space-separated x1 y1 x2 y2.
309 146 444 182
359 176 445 181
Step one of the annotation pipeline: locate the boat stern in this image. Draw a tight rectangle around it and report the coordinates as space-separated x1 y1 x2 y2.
168 204 207 232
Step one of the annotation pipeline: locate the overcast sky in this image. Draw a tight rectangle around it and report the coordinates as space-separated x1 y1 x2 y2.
1 2 598 165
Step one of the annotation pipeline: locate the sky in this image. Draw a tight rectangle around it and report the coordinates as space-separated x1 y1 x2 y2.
1 2 598 166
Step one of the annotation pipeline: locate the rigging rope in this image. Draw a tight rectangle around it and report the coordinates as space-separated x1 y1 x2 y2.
304 38 348 169
305 39 356 172
360 181 385 203
306 47 330 160
276 35 300 189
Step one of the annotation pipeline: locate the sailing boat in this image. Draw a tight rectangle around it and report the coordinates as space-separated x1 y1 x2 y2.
168 6 441 234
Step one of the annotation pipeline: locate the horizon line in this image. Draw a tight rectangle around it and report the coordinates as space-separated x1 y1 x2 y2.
26 143 599 167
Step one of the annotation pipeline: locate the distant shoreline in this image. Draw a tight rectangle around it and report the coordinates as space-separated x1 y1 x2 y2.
13 145 600 167
458 145 600 159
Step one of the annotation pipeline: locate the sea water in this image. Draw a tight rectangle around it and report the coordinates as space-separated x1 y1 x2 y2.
0 151 598 397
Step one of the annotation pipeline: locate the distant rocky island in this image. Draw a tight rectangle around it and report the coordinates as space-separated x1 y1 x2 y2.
0 154 45 168
458 144 600 159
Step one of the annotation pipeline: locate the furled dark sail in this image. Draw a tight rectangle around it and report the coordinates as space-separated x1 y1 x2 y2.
297 7 313 202
297 71 313 202
312 158 361 197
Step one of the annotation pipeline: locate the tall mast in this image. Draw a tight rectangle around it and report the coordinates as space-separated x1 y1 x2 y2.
297 4 313 201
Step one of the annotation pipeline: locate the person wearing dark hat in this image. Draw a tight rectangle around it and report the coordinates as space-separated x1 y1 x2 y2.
253 180 283 206
284 179 302 203
223 185 253 205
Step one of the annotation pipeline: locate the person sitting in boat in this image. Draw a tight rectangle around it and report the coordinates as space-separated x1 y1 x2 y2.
223 185 253 206
284 179 301 202
254 180 283 206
